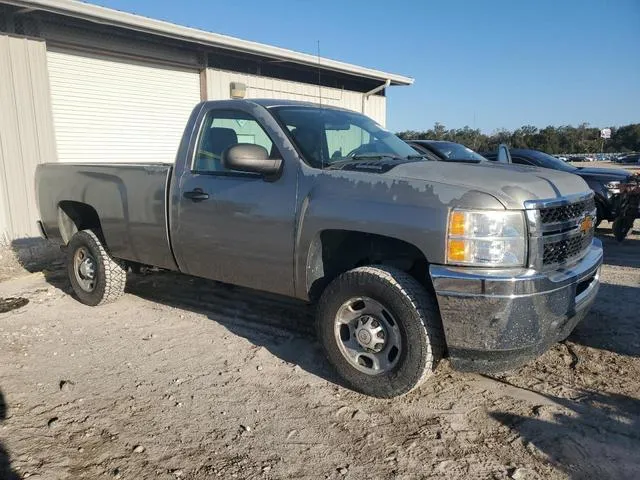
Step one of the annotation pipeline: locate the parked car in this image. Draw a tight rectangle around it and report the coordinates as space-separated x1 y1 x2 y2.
481 148 636 226
407 139 490 162
567 155 593 163
36 100 602 398
408 139 514 164
614 153 640 164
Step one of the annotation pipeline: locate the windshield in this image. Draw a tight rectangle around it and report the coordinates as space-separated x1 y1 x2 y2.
427 142 488 162
526 150 578 172
270 106 421 168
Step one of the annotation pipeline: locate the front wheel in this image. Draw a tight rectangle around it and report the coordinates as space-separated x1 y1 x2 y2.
316 266 444 398
67 230 127 306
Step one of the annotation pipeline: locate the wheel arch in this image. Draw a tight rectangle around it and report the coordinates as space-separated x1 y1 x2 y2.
305 229 431 302
57 201 104 245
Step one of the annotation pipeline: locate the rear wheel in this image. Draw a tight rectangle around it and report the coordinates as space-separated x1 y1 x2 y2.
67 230 127 306
316 266 444 398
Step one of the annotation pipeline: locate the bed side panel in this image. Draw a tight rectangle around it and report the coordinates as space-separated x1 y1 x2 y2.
36 163 177 270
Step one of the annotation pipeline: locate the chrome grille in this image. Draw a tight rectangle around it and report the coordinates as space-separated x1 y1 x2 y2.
539 197 595 225
543 229 594 265
525 193 597 269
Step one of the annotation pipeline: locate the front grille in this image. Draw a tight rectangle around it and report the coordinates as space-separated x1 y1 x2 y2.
539 197 595 224
543 229 594 265
531 194 597 268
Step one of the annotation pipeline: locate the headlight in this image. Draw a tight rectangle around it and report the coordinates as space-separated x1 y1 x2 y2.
447 209 526 267
604 181 621 194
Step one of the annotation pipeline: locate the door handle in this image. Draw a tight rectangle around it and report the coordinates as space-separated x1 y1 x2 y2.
183 189 210 202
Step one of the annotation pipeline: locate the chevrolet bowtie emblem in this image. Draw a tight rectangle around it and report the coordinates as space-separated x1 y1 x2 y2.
580 215 594 234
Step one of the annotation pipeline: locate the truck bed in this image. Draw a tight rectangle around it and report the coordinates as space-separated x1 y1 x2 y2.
35 162 177 270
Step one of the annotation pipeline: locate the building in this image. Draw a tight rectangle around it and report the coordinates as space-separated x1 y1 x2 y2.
0 0 412 241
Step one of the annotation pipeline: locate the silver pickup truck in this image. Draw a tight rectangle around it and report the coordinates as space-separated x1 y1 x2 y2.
35 99 602 398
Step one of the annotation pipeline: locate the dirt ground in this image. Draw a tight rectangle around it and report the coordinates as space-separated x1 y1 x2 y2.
0 222 639 480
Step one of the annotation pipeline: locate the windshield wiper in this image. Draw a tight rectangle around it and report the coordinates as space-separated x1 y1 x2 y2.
445 158 482 163
325 153 407 170
326 153 427 170
351 153 405 161
407 154 435 161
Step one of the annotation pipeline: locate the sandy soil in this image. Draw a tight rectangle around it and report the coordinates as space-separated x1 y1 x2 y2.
0 223 639 480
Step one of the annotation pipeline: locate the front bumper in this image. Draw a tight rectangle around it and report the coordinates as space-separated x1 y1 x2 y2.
429 238 603 372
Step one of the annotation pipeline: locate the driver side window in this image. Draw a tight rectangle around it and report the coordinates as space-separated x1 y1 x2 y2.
193 110 274 173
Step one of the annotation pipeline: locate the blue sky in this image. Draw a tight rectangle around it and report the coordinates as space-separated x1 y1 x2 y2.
88 0 640 133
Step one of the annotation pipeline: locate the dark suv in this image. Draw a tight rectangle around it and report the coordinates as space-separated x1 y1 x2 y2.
481 148 634 226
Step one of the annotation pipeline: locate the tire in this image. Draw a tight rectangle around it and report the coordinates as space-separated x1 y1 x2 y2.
595 202 604 229
316 265 444 398
613 193 637 242
66 229 127 306
612 218 633 242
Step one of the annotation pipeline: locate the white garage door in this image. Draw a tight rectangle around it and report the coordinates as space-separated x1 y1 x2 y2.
47 49 201 163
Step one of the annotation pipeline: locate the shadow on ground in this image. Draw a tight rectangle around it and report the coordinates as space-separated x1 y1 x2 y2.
0 390 19 480
596 227 640 268
490 383 640 479
126 270 347 389
7 239 343 388
8 238 64 273
6 238 70 292
570 282 640 357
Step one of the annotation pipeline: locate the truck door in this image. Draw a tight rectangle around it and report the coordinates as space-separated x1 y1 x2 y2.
170 103 297 297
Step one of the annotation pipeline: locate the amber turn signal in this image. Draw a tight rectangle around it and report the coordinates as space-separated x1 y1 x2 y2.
447 239 467 262
449 211 466 236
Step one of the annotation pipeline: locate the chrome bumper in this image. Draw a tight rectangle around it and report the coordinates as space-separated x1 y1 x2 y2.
429 238 603 372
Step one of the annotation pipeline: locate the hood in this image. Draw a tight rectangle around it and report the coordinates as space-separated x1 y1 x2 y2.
576 167 632 180
389 161 590 209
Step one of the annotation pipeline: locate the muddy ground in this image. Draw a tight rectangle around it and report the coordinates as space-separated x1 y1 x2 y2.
0 222 639 480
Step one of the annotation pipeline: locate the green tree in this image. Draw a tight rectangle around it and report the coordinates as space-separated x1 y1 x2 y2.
397 122 640 155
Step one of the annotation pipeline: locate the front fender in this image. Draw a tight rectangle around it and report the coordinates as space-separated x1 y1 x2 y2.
292 169 505 299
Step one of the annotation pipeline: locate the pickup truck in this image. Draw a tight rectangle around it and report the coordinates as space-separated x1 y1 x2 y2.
35 99 603 398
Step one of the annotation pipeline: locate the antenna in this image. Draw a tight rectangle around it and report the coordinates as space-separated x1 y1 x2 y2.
317 40 324 169
317 40 322 107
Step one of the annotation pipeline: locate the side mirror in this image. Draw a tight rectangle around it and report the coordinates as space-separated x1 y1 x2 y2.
222 144 282 179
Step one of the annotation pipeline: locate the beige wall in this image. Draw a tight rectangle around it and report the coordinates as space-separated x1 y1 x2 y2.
0 35 57 242
205 68 387 126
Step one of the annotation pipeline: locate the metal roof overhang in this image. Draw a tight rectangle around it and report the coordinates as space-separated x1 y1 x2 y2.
2 0 414 86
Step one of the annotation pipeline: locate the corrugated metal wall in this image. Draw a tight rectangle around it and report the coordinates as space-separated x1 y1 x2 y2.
206 68 387 126
0 35 57 242
47 48 201 163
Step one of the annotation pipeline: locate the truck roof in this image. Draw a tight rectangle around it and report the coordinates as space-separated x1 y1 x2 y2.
248 98 352 112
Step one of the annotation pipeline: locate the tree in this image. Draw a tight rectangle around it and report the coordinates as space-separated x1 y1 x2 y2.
396 122 640 154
